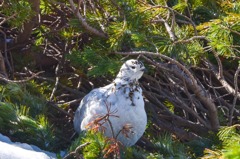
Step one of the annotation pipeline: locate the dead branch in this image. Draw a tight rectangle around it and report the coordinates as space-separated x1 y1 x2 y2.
229 64 240 125
203 59 240 100
157 15 177 41
173 36 206 44
0 13 17 26
63 142 90 159
147 101 202 141
0 71 44 83
48 101 73 118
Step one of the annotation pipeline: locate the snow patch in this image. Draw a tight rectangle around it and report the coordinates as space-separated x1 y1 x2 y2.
0 133 57 159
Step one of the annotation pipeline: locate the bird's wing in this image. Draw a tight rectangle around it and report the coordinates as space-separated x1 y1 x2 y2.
73 84 114 133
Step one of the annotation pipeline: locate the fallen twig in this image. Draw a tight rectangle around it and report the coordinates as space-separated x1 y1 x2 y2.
63 142 90 159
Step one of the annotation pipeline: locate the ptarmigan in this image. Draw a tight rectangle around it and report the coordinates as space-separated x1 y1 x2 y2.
73 59 147 146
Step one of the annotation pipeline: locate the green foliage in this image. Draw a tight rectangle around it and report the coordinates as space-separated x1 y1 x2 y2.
187 137 214 158
219 125 240 159
106 2 172 53
196 2 240 59
121 147 147 159
0 102 55 150
0 83 47 117
206 22 233 56
152 133 189 158
0 102 18 130
107 21 129 50
124 140 187 159
67 48 121 77
173 0 188 13
69 132 107 159
1 0 34 27
81 132 107 159
69 131 190 159
0 83 59 151
33 25 50 46
40 0 53 14
164 100 174 113
201 125 240 159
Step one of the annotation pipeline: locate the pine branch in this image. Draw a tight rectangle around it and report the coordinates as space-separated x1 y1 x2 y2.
68 0 108 38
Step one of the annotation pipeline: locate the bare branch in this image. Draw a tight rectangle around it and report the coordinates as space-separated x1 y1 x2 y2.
0 71 44 83
203 58 240 100
50 64 60 101
157 15 177 41
173 36 206 44
222 25 240 37
148 102 202 140
229 64 240 125
48 101 73 118
0 13 17 26
63 142 90 159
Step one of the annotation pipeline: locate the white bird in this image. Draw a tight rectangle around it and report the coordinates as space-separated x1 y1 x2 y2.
73 59 147 146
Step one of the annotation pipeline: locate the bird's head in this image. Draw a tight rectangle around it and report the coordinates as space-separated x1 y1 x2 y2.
115 59 146 83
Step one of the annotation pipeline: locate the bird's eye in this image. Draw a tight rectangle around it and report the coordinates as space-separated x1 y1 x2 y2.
131 66 136 69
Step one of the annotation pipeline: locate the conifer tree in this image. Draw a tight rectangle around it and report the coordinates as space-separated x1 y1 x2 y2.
0 0 239 158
